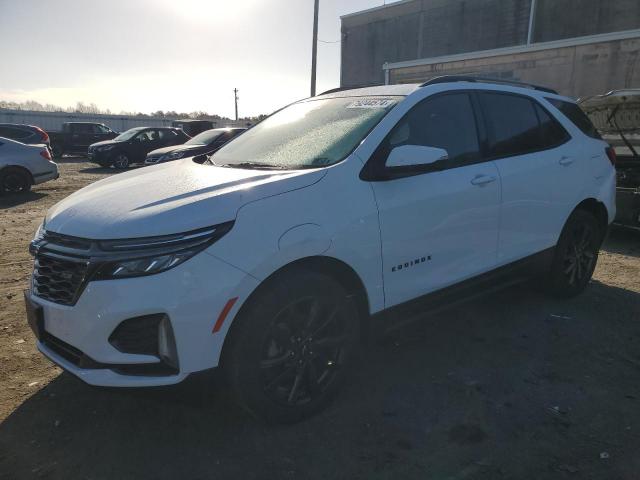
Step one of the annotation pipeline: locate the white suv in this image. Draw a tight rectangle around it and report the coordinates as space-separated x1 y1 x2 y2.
26 77 616 422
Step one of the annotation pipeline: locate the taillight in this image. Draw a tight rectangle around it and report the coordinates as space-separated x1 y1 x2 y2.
40 149 52 160
605 146 616 166
34 126 49 142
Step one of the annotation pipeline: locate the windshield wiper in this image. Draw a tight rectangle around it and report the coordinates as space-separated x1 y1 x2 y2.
219 162 291 170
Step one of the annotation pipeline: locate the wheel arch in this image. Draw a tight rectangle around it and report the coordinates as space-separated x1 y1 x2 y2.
220 255 372 368
0 165 34 185
572 198 609 241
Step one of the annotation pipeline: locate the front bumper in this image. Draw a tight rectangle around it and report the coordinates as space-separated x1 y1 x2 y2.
26 250 259 387
87 150 113 166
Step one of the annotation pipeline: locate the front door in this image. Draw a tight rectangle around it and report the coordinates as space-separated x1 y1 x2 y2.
367 92 502 308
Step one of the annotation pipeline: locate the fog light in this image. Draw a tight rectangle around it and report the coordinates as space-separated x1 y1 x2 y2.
158 316 179 370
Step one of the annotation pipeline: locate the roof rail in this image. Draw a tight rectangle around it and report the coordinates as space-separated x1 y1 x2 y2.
420 75 558 94
318 83 384 96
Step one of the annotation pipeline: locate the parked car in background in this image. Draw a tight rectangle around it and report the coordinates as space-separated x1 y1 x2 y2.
26 77 615 422
171 119 214 137
0 124 51 152
88 127 190 168
48 122 118 158
145 128 246 165
580 90 640 230
0 137 58 194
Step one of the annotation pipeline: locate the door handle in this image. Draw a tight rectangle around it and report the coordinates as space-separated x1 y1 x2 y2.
559 156 574 166
470 174 497 186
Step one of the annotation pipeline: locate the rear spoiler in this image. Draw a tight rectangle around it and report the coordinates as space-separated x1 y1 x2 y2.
579 89 640 159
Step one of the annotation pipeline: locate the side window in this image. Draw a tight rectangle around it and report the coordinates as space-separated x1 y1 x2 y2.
534 103 570 148
387 93 481 167
479 92 545 158
0 126 23 140
546 98 602 139
95 124 111 134
158 129 177 141
73 124 92 134
135 130 154 142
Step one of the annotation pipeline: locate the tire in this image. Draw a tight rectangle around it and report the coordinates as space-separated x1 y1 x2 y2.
51 144 63 159
112 153 130 169
0 167 32 195
546 209 602 298
224 269 361 423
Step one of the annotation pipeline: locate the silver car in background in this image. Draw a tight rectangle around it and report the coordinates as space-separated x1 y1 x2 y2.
0 137 58 194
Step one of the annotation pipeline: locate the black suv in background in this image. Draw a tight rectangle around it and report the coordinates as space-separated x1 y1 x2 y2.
88 127 190 168
48 122 118 158
145 128 246 165
0 124 51 151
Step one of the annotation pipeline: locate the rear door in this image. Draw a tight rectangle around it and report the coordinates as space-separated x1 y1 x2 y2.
368 92 502 307
477 91 573 264
69 124 94 151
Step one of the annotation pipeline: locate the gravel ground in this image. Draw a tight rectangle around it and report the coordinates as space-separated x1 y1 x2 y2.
1 158 639 479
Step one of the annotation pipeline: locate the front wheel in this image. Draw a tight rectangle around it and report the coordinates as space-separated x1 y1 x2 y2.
546 210 602 298
112 153 130 169
224 270 361 423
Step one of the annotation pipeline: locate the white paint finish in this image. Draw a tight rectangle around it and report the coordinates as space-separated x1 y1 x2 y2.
370 162 501 307
45 158 326 239
30 81 617 387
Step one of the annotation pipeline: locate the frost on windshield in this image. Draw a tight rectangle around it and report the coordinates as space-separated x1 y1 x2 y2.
212 97 398 169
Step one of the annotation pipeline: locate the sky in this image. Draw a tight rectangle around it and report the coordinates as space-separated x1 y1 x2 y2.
0 0 396 118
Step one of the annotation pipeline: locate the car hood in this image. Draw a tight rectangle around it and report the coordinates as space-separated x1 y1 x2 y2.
147 144 204 157
90 139 122 148
45 159 326 239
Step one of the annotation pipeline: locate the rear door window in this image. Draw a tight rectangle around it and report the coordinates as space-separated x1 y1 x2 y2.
0 126 30 140
546 98 602 139
479 92 569 158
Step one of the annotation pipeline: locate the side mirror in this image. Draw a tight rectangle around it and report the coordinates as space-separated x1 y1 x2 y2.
385 145 449 169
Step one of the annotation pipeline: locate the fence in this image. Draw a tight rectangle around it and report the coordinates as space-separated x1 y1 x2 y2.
0 109 252 132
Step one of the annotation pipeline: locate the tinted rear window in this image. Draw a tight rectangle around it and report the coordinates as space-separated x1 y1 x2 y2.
547 98 601 139
480 92 543 158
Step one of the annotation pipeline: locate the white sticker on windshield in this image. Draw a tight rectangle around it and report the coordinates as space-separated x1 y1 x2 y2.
346 98 395 109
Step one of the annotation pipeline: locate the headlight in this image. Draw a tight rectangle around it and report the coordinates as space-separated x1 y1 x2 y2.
94 222 234 280
97 145 115 151
161 151 185 161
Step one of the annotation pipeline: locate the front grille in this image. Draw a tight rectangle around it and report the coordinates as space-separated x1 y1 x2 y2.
33 254 89 306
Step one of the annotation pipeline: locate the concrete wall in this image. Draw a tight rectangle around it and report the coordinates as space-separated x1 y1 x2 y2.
341 0 640 88
388 37 640 99
0 110 252 133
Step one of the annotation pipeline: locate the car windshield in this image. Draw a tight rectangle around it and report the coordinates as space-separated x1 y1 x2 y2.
211 96 400 169
185 129 225 145
114 127 144 141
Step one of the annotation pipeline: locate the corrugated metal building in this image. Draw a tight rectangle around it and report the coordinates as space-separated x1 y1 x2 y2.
340 0 640 98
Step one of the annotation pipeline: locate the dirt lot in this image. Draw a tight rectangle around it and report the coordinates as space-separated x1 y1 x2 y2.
1 158 639 479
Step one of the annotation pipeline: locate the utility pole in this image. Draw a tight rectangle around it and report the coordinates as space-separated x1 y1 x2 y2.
310 0 319 97
233 88 239 121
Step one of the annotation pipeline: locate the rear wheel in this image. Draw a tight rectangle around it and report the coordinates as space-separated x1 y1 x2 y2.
112 153 130 169
0 167 31 195
546 210 602 297
225 270 360 423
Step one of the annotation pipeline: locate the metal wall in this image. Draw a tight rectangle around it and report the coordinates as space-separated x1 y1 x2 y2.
341 0 640 88
0 110 251 133
387 35 640 99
